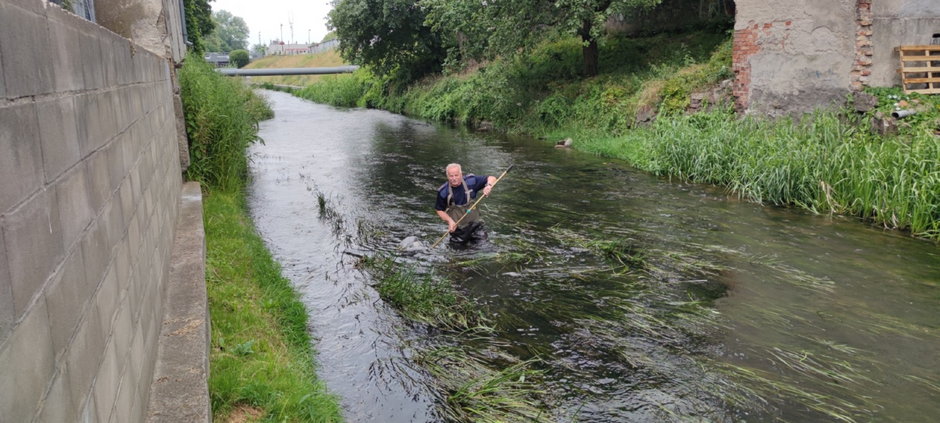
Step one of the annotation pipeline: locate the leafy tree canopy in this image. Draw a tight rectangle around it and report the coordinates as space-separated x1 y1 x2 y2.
422 0 662 76
328 0 446 83
205 10 250 53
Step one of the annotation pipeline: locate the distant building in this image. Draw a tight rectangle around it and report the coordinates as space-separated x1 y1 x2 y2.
204 52 230 67
267 40 310 55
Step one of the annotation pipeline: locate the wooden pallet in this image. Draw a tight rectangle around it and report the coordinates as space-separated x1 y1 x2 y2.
899 45 940 94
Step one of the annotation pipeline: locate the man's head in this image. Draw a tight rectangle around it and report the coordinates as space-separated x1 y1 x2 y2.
446 163 463 187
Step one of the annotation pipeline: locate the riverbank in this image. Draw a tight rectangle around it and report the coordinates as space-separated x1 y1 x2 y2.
179 57 344 421
203 190 343 422
273 30 939 241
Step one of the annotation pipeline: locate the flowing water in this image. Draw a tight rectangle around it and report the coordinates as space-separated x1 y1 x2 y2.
247 90 940 422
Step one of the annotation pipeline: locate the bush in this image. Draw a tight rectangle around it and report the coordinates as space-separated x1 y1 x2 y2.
179 55 272 191
229 49 249 68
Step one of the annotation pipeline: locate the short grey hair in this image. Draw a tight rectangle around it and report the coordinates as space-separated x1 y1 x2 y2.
445 163 462 173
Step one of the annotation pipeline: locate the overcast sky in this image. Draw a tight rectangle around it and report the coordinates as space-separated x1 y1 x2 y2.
211 0 335 46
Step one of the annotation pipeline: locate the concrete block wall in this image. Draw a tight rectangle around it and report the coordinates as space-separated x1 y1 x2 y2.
0 0 183 421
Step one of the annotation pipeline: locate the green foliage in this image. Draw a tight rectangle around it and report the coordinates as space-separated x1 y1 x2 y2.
421 0 664 75
205 191 343 422
179 56 272 191
328 0 446 82
229 49 249 68
183 0 214 53
204 10 250 52
321 31 338 43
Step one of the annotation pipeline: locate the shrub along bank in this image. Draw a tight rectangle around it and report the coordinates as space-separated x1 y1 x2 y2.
179 56 344 422
288 30 939 240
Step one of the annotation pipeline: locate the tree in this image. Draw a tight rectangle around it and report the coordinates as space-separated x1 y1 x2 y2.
422 0 662 76
328 0 446 83
204 10 250 53
183 0 214 53
230 49 250 68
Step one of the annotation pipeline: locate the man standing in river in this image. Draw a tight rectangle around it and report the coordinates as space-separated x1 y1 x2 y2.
436 163 497 244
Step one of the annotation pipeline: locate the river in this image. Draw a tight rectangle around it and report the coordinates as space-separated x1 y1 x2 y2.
247 90 940 422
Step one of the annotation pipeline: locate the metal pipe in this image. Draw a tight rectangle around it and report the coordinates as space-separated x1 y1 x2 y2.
216 66 359 76
892 109 917 119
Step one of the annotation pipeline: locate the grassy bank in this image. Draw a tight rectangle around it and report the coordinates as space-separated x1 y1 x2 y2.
205 192 343 422
286 31 939 240
179 56 344 422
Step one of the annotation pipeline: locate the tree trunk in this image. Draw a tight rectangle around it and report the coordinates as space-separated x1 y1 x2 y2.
580 19 599 77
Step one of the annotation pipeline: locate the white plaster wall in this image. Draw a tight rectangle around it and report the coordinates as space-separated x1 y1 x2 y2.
870 0 940 87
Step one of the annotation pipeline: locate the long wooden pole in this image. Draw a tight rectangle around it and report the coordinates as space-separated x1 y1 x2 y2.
431 165 514 248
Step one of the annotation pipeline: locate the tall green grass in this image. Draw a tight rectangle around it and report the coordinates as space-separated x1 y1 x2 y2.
205 191 343 422
570 109 939 238
179 57 273 191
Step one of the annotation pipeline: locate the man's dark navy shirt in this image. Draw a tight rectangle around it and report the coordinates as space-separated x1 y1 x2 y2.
435 175 489 211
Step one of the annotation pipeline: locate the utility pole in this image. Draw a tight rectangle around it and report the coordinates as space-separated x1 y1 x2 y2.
280 24 283 43
288 15 294 45
308 29 311 44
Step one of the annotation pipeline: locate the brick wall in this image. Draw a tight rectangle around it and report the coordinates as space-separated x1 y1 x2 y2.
0 0 184 421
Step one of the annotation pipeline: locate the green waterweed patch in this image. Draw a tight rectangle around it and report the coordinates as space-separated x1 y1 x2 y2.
361 256 489 331
416 347 551 423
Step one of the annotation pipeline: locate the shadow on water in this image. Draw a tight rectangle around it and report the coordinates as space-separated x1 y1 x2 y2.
248 90 940 422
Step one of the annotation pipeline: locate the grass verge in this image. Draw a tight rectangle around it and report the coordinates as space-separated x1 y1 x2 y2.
205 190 344 422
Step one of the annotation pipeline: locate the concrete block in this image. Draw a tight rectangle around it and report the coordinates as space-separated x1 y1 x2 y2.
110 371 135 423
0 103 43 214
111 299 132 370
105 139 127 201
100 197 125 257
79 394 99 423
0 231 12 344
37 97 82 183
95 266 119 338
78 28 104 90
65 310 106 409
43 249 87 358
118 177 134 222
46 8 84 92
0 300 55 423
114 239 131 293
0 3 54 98
76 94 102 156
81 221 111 294
55 164 95 251
88 149 115 215
35 367 77 423
93 339 120 423
99 90 119 146
3 189 64 318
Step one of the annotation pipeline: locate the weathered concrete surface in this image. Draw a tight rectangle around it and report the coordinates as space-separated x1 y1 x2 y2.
870 0 940 87
146 182 209 423
734 0 856 116
0 0 191 421
95 0 187 62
